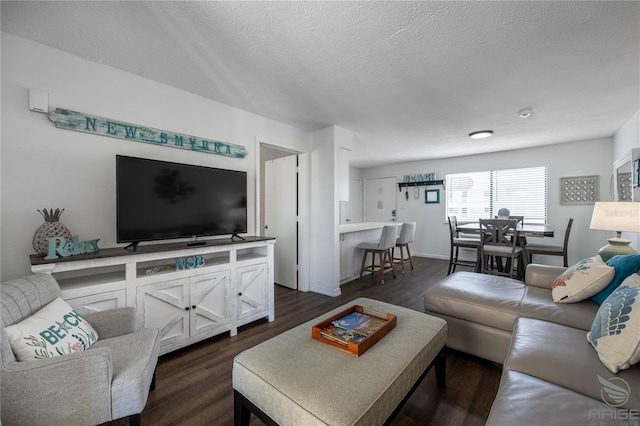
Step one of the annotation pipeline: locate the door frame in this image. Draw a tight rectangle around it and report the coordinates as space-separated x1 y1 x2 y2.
255 138 310 292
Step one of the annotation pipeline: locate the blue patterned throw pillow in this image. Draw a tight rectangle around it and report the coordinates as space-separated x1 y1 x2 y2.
591 254 640 305
587 274 640 373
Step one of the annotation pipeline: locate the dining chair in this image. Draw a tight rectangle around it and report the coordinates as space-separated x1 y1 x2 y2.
358 224 398 284
447 216 481 275
393 222 416 274
495 215 524 224
526 217 574 267
509 216 527 246
479 218 524 279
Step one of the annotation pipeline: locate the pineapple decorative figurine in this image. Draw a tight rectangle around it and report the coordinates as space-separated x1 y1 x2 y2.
32 208 73 256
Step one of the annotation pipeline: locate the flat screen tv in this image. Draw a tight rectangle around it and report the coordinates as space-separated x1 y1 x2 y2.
116 155 247 249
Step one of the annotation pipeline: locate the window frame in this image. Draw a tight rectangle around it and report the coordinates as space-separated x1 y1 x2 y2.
445 166 548 224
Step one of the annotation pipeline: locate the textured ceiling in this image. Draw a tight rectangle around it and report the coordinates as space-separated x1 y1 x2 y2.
2 1 639 168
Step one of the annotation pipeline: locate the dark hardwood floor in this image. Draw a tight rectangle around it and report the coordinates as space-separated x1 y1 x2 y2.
110 258 501 426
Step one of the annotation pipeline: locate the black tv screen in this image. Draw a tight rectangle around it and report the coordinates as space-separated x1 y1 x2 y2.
116 155 247 244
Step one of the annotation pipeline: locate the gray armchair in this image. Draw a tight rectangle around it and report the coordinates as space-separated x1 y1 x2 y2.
1 274 160 425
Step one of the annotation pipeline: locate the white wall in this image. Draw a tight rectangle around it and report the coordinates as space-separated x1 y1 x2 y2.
1 34 309 280
349 166 363 180
360 138 614 266
309 125 354 296
613 109 640 250
309 127 339 296
613 110 639 163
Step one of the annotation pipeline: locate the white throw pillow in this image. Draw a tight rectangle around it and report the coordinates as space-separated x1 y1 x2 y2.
4 297 98 361
587 274 640 373
552 256 615 303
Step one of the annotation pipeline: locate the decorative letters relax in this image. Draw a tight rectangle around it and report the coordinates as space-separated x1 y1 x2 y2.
45 235 100 260
48 108 248 158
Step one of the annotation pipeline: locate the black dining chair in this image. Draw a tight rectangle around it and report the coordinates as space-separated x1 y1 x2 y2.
495 215 524 224
447 216 481 275
526 218 573 267
479 218 524 279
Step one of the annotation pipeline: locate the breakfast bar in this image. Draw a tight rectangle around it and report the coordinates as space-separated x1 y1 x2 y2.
339 222 400 283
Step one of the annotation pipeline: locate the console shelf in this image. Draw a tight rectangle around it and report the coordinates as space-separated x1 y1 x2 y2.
30 236 275 355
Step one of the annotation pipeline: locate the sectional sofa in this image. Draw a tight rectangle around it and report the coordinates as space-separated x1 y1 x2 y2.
423 259 640 424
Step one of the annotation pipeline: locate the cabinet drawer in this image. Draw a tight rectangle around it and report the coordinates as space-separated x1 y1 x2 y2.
65 290 126 312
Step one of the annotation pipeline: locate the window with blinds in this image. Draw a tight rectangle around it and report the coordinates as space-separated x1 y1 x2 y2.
445 166 547 223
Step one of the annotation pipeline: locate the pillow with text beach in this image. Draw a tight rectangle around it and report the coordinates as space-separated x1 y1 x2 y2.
552 256 615 303
4 297 98 362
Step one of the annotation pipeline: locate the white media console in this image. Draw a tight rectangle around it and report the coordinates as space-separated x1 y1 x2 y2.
30 237 275 355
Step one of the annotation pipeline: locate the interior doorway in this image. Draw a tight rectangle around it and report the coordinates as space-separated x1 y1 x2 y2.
264 155 297 289
259 144 308 291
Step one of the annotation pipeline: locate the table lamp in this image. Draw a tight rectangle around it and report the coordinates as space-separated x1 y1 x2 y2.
589 202 640 261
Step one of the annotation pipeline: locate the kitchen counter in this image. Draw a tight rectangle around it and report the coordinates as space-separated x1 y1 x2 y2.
339 222 397 234
339 222 399 284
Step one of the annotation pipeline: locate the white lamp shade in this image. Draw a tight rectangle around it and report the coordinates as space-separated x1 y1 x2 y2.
590 202 640 261
590 202 640 233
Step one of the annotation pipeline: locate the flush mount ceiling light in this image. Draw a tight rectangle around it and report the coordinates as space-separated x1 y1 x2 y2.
469 130 493 139
518 108 534 118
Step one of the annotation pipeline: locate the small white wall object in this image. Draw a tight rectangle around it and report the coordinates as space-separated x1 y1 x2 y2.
28 89 48 113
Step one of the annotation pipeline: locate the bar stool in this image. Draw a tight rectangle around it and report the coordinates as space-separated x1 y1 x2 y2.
393 222 416 274
358 224 398 284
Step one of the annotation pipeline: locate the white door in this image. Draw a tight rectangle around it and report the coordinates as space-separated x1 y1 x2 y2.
340 178 363 224
264 155 297 289
365 177 398 222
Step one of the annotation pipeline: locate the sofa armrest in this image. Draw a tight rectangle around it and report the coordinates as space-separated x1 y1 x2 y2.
525 264 566 289
1 347 113 425
80 307 137 338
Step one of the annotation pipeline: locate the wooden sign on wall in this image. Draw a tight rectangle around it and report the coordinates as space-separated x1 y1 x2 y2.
48 108 247 158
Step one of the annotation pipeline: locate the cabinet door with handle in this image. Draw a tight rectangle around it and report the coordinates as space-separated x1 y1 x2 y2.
236 263 269 326
137 278 190 349
190 271 231 338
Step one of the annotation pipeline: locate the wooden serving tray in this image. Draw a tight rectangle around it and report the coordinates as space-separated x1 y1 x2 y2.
311 305 397 357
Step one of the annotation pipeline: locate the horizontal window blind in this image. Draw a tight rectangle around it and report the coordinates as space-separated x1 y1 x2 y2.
446 166 547 223
445 171 491 221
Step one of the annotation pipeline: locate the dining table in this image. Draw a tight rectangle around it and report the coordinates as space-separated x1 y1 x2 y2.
455 221 555 280
456 222 555 238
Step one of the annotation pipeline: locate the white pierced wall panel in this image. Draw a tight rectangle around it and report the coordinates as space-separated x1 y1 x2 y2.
560 175 599 205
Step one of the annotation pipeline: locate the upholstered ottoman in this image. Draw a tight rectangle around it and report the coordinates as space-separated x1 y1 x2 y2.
232 297 447 426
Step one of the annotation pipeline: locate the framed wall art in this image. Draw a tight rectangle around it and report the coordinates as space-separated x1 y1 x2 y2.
425 189 440 204
560 175 599 205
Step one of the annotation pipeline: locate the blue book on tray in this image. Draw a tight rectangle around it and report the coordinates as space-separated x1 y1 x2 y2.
332 312 370 331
